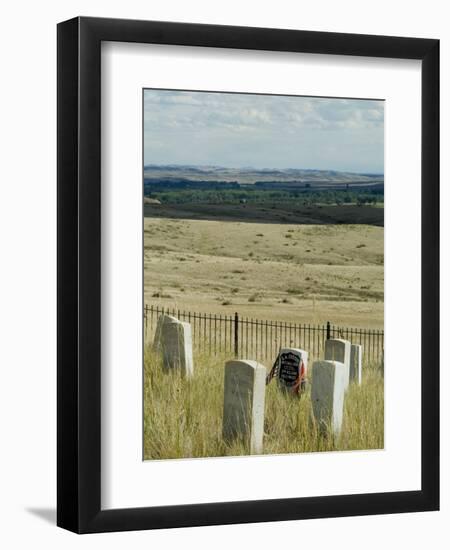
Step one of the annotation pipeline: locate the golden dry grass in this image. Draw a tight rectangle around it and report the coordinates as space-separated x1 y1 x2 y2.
144 217 384 328
143 349 384 460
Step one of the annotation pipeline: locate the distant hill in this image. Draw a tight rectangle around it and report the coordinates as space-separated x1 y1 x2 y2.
144 164 384 189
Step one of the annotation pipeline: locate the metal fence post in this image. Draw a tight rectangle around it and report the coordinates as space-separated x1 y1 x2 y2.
326 321 331 340
234 312 239 357
144 304 148 340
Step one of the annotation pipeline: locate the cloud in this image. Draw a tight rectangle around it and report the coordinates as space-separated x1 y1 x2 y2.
143 89 384 171
144 90 383 133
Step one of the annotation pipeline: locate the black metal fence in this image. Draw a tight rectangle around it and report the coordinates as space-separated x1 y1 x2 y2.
144 304 384 365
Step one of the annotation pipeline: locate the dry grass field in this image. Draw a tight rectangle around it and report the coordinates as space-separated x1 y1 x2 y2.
143 203 384 459
144 349 384 460
144 210 384 328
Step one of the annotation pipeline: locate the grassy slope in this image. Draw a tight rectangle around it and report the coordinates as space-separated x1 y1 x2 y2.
144 217 384 327
144 350 384 460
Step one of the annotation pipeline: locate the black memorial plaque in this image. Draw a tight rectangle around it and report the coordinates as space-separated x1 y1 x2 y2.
278 351 303 391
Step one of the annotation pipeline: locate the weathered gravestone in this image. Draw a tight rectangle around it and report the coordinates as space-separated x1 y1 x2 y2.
311 360 346 435
324 338 351 390
152 314 179 352
275 348 308 394
160 319 194 377
222 360 266 454
350 344 362 385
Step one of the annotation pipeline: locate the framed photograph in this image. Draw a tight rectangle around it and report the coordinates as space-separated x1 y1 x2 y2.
57 17 439 533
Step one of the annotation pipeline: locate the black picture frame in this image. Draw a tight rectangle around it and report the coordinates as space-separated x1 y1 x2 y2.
57 16 439 533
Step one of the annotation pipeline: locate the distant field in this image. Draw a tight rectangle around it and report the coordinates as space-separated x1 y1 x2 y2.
144 202 384 226
143 204 384 329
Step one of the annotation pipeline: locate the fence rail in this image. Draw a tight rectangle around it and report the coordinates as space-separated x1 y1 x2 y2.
144 304 384 366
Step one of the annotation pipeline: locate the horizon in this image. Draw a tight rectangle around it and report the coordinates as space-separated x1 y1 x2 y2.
144 90 384 174
143 162 384 176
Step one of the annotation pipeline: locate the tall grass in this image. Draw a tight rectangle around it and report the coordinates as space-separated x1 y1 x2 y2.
144 349 384 460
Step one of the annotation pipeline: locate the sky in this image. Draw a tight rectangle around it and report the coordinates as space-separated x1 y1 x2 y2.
143 89 384 174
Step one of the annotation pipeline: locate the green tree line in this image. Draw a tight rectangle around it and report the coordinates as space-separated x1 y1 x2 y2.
145 187 383 206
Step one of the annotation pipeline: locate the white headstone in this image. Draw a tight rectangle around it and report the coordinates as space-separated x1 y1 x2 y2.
152 314 179 352
276 348 308 394
350 344 362 385
324 338 351 390
222 360 266 454
311 360 346 435
161 320 194 377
